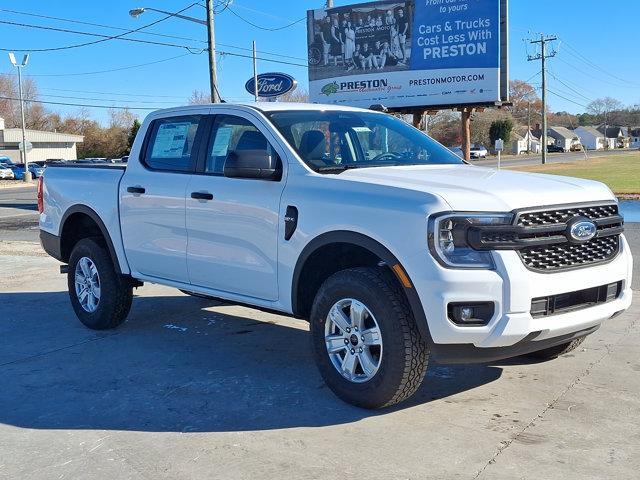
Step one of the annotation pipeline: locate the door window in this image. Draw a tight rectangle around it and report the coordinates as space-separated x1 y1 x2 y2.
206 115 273 174
144 115 202 172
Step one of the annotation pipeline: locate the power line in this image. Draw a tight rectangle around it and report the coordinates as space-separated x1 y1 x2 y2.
225 7 306 31
0 95 160 110
547 70 593 103
0 19 205 53
36 93 180 105
0 7 308 61
40 87 186 99
559 39 640 87
545 89 589 109
0 7 208 45
555 54 639 90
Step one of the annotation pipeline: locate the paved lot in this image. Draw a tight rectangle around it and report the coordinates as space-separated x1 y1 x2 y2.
0 224 638 479
473 147 637 168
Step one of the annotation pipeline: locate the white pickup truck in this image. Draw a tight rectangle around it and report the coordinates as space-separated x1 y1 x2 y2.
39 103 633 408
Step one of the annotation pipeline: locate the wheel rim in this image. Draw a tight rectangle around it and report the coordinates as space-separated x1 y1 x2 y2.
324 298 383 383
74 256 101 313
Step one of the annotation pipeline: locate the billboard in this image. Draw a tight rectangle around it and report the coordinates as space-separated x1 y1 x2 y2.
307 0 502 109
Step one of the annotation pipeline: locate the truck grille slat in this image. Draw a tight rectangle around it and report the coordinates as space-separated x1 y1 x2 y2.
516 203 622 272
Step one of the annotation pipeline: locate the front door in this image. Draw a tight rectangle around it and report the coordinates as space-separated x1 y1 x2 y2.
186 112 285 301
120 114 205 283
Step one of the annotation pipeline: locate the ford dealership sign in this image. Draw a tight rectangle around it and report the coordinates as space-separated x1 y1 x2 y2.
245 72 297 98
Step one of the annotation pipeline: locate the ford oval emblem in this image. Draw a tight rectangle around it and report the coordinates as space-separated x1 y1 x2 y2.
245 72 297 98
569 220 597 242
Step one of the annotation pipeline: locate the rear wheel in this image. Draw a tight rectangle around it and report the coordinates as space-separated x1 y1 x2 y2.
310 267 429 409
526 337 586 361
68 238 133 330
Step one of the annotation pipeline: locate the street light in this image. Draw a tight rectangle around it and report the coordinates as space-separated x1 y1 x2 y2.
129 2 220 103
8 52 30 183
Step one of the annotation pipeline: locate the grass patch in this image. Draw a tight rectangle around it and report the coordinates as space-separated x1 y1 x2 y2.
508 152 640 194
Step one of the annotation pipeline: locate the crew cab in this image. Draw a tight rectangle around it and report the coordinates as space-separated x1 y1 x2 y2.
38 103 633 408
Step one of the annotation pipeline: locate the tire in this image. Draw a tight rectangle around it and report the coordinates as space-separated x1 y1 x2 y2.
310 267 429 409
67 237 133 330
525 337 586 361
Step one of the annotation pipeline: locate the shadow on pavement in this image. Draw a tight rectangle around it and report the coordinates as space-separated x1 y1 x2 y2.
0 291 503 432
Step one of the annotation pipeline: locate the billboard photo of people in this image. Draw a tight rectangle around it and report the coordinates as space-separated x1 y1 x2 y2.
307 2 412 82
307 0 502 109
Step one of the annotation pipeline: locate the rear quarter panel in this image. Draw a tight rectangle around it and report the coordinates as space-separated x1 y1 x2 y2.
40 166 130 274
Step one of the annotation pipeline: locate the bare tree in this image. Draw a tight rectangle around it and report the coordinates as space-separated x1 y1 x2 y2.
277 88 309 103
187 90 210 105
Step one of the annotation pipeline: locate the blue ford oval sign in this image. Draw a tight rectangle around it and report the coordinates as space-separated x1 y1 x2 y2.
245 72 297 98
569 220 597 242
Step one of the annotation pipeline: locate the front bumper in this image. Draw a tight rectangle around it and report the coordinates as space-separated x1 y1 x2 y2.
408 234 633 356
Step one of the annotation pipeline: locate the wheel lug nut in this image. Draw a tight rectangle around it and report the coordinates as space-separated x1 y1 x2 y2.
359 347 363 353
346 327 351 333
344 339 349 345
350 348 355 354
361 336 365 342
354 327 358 331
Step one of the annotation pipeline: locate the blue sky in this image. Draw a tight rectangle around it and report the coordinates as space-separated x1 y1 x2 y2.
1 0 639 124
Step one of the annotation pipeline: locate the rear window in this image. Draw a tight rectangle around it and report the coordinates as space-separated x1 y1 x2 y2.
144 115 202 172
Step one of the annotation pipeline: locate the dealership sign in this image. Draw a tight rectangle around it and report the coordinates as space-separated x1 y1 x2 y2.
245 72 297 98
307 0 505 109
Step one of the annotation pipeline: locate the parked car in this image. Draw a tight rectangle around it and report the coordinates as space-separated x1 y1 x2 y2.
448 146 464 158
469 144 488 159
0 163 15 179
39 102 633 409
28 163 45 179
547 144 565 153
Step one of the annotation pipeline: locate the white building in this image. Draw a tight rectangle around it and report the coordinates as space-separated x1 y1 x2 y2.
0 117 84 163
574 126 605 150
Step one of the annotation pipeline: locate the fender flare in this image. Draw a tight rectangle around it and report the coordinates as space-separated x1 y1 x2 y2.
291 230 433 344
60 204 124 275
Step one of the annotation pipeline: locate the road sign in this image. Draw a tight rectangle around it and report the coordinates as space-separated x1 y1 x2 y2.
495 138 504 152
19 141 33 152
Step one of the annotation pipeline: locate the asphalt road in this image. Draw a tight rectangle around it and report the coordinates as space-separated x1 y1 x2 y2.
473 147 638 168
0 185 39 241
0 189 639 478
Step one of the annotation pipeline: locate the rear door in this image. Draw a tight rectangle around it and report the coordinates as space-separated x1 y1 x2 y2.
185 109 286 301
120 113 208 283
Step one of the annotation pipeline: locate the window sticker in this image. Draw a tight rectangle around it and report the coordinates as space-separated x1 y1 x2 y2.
152 122 191 158
211 126 233 157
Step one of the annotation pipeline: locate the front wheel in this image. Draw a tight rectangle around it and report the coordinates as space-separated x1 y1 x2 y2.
68 238 133 330
310 267 429 409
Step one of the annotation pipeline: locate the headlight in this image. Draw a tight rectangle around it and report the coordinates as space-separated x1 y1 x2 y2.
429 213 513 269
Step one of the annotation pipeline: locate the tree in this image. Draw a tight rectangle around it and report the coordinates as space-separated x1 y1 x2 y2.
188 90 210 105
508 79 542 126
278 88 309 103
489 118 514 146
128 119 141 150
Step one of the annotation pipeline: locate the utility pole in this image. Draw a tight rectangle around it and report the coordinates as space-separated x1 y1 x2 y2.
528 34 556 164
252 41 258 102
130 5 220 103
326 0 334 7
461 108 471 161
8 53 30 183
527 100 531 153
206 0 221 103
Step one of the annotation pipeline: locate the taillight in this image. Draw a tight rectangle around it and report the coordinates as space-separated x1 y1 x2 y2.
37 176 44 213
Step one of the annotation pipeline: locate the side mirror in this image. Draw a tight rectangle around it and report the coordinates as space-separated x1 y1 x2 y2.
223 149 281 180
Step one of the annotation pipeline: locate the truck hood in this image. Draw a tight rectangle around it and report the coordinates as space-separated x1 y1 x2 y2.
339 165 615 211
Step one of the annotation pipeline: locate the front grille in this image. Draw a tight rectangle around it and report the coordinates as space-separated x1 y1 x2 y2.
530 281 622 318
519 235 620 271
517 204 618 227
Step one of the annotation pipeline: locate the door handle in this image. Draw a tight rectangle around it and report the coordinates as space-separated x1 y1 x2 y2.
127 186 146 194
191 191 214 201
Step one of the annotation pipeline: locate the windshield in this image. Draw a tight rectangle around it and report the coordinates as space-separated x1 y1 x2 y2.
267 110 463 173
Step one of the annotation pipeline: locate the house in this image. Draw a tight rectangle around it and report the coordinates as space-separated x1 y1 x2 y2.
511 127 541 154
574 126 605 150
597 125 630 149
546 126 581 152
630 127 640 148
0 117 84 163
